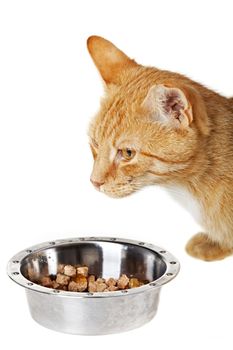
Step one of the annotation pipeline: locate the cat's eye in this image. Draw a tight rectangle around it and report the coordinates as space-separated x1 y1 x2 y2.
119 148 136 161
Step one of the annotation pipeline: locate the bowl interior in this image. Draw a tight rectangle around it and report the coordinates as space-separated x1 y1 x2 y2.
20 241 167 283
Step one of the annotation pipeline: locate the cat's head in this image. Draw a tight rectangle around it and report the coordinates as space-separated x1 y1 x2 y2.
87 36 210 198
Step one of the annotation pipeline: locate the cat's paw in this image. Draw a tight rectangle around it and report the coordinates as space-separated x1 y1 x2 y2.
185 233 233 261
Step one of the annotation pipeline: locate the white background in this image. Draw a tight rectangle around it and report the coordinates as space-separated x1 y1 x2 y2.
0 0 232 348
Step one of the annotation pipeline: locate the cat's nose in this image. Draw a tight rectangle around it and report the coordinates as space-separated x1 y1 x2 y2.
90 178 105 189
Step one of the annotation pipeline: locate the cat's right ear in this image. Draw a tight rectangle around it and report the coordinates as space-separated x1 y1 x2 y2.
87 36 138 85
141 84 210 135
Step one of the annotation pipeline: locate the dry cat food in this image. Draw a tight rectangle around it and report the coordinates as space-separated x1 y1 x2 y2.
38 264 147 292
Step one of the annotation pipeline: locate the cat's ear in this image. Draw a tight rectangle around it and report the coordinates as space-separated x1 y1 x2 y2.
87 35 138 85
142 84 193 128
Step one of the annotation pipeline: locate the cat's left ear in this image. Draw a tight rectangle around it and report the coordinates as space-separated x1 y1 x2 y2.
142 84 193 128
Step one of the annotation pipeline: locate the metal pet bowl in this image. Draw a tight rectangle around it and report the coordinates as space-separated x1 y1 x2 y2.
7 237 180 335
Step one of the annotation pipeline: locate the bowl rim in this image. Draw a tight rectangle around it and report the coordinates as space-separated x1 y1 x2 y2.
7 236 180 298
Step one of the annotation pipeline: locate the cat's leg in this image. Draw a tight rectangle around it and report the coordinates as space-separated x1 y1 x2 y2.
185 233 233 261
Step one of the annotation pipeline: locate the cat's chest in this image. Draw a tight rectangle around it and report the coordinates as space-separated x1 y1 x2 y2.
164 185 202 225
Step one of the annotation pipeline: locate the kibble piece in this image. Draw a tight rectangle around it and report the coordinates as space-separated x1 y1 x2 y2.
129 278 140 288
106 278 117 287
88 281 97 293
41 276 53 287
96 282 107 292
88 275 96 293
57 264 65 274
96 277 105 283
64 265 76 277
88 275 95 283
107 285 119 291
77 266 88 277
117 274 129 289
73 274 88 291
56 273 70 286
68 281 80 292
51 280 60 289
58 284 68 291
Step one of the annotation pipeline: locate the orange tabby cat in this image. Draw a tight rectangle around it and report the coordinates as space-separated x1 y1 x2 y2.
87 35 233 261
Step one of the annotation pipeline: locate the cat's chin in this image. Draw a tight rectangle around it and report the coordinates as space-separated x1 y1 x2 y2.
100 187 136 199
103 191 135 199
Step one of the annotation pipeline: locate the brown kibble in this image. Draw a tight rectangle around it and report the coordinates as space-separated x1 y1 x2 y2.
56 273 70 286
88 281 97 293
37 264 146 293
88 275 95 283
77 266 88 277
72 274 88 291
41 276 53 287
58 284 68 291
106 278 117 287
68 281 79 292
57 264 65 274
96 277 105 283
73 274 87 283
51 281 60 289
107 285 119 291
129 278 140 288
117 274 129 289
96 282 107 292
64 265 76 277
88 275 96 292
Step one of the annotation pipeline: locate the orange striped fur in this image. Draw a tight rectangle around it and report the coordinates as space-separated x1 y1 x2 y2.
87 36 233 261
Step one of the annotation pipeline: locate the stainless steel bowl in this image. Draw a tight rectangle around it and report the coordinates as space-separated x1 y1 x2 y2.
7 237 180 335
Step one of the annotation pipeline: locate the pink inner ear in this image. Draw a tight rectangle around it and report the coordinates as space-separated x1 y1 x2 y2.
142 84 192 128
163 90 185 118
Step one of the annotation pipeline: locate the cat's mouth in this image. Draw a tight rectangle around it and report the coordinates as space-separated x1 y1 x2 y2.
99 182 137 198
101 188 135 198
